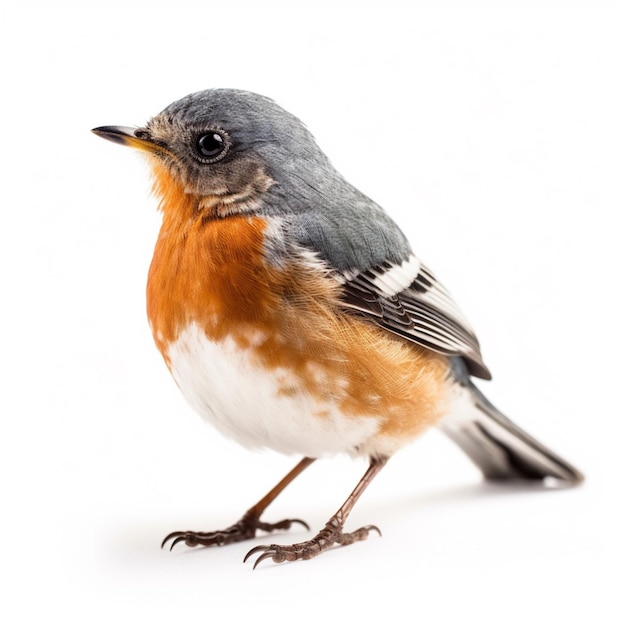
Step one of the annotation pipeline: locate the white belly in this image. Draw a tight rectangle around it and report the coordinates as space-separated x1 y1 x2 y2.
165 323 381 457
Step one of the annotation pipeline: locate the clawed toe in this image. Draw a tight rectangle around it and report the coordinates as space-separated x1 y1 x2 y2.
160 457 387 567
243 544 275 569
161 530 231 550
161 531 189 550
161 515 310 552
243 523 382 569
243 543 304 568
257 517 310 533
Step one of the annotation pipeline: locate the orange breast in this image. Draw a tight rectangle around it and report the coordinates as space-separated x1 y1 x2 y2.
146 160 283 354
147 211 276 352
146 162 452 451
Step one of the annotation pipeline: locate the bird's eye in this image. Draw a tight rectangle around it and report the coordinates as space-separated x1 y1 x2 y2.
194 131 228 162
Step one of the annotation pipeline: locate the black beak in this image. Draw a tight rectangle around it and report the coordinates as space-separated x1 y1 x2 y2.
92 125 168 155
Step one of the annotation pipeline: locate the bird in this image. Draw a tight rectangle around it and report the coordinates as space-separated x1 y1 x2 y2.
92 88 583 568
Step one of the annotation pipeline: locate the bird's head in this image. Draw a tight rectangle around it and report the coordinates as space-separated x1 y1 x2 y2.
93 89 328 218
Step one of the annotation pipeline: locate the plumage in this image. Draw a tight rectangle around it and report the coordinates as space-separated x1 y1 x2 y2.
338 258 491 379
92 88 583 567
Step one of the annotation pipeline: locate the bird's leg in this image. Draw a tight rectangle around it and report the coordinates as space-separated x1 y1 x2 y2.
244 456 388 568
162 457 315 550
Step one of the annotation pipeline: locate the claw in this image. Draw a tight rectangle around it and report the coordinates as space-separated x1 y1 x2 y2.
161 513 310 553
253 550 280 570
244 522 382 568
257 517 310 532
169 534 191 550
289 518 310 531
161 531 184 549
243 544 271 564
243 545 286 569
364 524 382 537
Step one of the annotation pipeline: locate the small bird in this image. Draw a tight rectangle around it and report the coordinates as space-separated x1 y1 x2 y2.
93 89 583 568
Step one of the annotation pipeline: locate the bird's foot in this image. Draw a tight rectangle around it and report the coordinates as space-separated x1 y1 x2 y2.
243 517 381 568
162 512 309 551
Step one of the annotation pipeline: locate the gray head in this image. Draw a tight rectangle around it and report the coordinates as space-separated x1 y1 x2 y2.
92 88 411 271
150 89 336 198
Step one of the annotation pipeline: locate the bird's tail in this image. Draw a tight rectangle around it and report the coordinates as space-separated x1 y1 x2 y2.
438 381 584 485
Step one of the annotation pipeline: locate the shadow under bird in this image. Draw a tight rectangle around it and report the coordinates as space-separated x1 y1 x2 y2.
93 88 583 568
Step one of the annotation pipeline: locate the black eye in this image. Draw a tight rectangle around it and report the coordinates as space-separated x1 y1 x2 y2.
195 131 228 162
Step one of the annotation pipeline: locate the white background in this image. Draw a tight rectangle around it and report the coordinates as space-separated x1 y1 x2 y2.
2 1 624 624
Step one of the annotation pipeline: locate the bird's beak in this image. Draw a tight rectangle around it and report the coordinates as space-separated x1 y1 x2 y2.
91 125 169 155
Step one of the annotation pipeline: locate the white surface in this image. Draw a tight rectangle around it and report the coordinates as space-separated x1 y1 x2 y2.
1 2 624 624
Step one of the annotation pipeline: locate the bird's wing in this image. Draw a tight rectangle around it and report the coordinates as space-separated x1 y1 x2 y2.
336 254 492 379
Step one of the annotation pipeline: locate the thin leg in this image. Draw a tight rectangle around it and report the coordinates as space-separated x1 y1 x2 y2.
244 456 388 568
162 456 315 550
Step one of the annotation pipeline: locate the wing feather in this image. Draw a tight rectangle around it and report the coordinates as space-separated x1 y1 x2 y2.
337 255 491 379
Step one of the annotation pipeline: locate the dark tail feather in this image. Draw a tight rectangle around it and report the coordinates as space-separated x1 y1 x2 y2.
439 382 584 485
